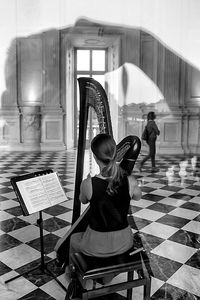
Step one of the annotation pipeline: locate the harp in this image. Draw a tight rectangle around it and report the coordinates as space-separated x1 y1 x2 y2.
55 77 141 268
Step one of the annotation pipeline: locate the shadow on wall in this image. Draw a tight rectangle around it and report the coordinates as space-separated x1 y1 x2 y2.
2 18 200 112
0 18 200 153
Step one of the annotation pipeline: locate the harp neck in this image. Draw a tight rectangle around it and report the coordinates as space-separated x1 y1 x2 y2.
72 77 113 223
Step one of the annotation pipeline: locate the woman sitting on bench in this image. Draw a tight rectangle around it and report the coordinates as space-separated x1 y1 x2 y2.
69 133 141 283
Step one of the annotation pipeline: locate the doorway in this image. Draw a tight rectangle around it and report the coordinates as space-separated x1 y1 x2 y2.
74 48 108 147
64 33 121 149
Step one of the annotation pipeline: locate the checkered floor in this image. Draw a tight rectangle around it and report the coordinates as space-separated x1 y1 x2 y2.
0 150 200 299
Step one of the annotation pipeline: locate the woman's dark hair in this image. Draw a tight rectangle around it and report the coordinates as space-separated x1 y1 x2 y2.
147 111 156 121
91 133 124 195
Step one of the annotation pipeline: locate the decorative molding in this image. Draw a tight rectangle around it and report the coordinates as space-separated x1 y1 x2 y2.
41 115 65 150
44 120 62 142
163 122 178 142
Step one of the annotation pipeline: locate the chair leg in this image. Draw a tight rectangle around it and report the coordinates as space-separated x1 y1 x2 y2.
127 270 134 300
65 280 75 300
82 290 88 300
143 276 151 300
65 266 83 300
92 279 97 289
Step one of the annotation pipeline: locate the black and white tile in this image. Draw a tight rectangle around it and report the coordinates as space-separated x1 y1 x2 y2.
0 151 200 299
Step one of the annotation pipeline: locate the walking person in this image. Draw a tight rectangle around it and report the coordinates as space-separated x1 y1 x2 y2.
139 111 160 172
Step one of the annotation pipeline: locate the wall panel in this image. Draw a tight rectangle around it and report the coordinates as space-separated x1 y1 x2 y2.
163 122 178 142
41 116 64 150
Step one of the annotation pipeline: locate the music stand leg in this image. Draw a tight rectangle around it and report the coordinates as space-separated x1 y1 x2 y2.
5 211 67 292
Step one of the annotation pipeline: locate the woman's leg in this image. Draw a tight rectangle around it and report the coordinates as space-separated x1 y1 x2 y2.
68 232 85 268
66 233 85 299
148 139 156 168
139 143 151 169
70 232 84 256
149 139 159 171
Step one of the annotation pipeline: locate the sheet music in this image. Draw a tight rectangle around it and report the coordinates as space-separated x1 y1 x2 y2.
16 172 68 214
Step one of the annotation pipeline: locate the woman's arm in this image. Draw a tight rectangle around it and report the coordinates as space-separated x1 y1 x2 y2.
79 177 92 204
128 175 142 200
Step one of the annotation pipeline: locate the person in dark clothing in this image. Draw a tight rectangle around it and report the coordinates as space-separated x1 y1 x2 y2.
69 133 141 279
139 111 160 172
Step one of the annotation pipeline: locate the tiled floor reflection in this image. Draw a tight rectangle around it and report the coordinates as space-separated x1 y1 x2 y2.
0 150 200 299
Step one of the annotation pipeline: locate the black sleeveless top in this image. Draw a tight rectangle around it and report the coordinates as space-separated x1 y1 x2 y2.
89 176 130 232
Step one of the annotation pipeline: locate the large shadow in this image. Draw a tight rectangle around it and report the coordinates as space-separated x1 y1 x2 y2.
2 18 200 110
1 18 200 152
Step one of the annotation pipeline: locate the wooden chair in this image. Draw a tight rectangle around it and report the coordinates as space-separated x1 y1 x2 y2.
65 246 152 300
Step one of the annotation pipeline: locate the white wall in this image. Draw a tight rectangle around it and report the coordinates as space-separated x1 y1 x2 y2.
0 0 200 102
1 1 200 56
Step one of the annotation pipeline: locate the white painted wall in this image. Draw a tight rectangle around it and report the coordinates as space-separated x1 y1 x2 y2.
0 0 200 100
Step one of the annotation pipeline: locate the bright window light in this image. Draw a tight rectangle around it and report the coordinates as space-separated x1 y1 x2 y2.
77 50 90 71
92 75 105 88
92 50 105 71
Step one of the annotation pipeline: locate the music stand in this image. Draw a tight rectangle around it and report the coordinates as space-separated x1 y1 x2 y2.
5 169 68 292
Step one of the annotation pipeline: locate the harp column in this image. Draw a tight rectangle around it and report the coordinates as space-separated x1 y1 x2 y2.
107 36 121 142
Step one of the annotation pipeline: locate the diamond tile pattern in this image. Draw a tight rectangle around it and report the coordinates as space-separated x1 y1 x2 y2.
0 151 200 299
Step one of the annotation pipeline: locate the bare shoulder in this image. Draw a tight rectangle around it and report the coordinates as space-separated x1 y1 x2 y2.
127 175 138 186
81 176 92 187
127 175 141 201
80 176 92 203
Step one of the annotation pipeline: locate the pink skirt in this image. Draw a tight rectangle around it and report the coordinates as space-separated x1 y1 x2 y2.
70 225 133 257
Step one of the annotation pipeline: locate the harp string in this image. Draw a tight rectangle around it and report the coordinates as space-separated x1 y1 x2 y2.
83 107 99 178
